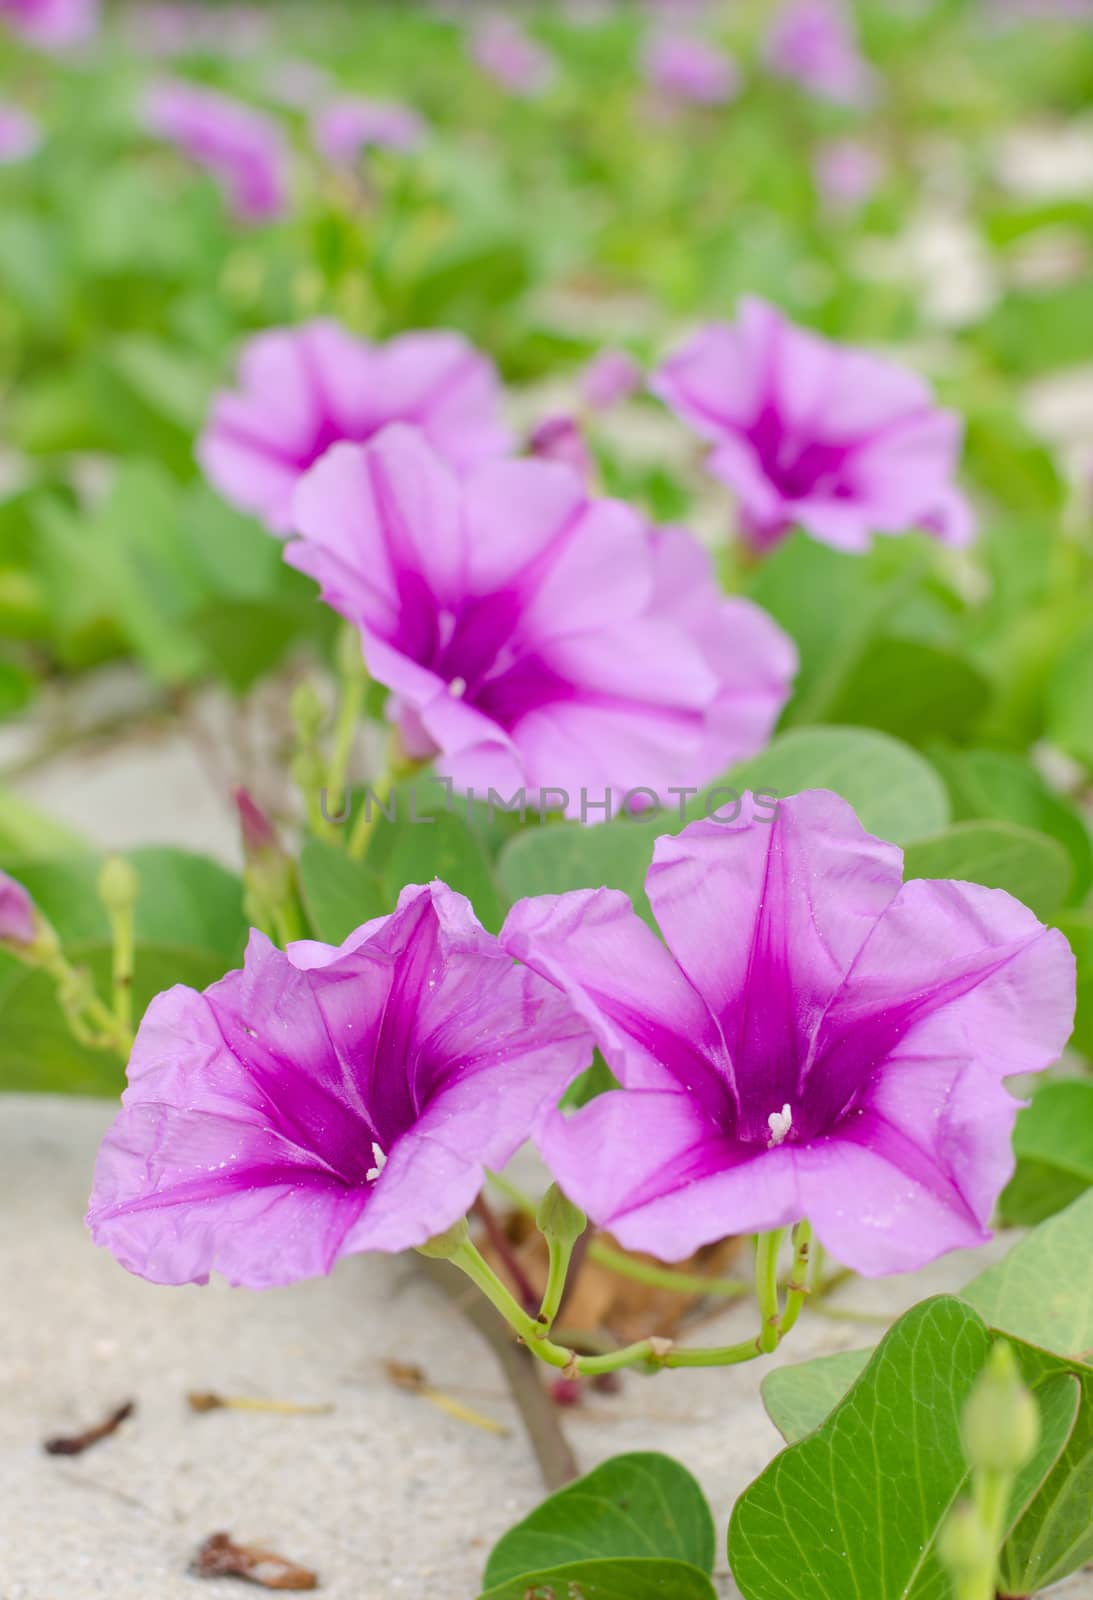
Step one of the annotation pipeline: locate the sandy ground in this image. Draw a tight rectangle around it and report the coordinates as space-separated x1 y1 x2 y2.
1 1095 1090 1600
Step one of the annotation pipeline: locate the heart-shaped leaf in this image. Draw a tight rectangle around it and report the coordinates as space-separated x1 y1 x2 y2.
1002 1079 1093 1225
483 1452 715 1589
962 1189 1093 1357
731 1297 990 1600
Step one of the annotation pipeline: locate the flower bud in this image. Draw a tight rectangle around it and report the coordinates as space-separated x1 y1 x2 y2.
528 415 594 484
536 1183 586 1248
97 855 140 916
0 869 36 948
938 1501 994 1581
234 788 278 860
962 1341 1040 1474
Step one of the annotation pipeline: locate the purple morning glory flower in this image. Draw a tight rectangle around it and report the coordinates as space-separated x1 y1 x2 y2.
643 29 740 106
815 136 883 213
0 0 97 47
144 79 290 224
0 102 40 163
198 320 511 536
652 296 975 553
471 14 556 98
764 0 875 106
503 791 1076 1277
312 97 428 166
0 870 35 946
287 425 795 817
87 883 592 1288
581 348 643 412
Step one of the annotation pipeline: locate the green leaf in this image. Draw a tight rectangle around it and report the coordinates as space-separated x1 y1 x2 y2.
725 727 950 845
995 1350 1093 1595
298 838 387 945
478 1558 717 1600
730 1297 991 1600
483 1453 715 1589
962 1189 1093 1358
187 600 315 694
756 1325 1093 1598
382 810 508 933
901 820 1072 920
0 941 235 1095
77 462 210 683
929 746 1093 903
6 849 247 962
825 636 991 746
1047 623 1093 770
1002 1079 1093 1226
0 657 34 719
747 535 930 726
498 819 657 928
1060 911 1093 1061
761 1349 871 1445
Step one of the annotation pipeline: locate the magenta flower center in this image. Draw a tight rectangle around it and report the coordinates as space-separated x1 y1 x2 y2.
752 406 853 502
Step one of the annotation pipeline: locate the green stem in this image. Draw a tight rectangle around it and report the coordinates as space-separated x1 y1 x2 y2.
450 1237 572 1370
44 950 133 1058
346 732 411 861
971 1469 1012 1600
779 1220 813 1340
755 1228 787 1354
539 1234 575 1334
107 901 134 1036
587 1240 749 1301
271 897 305 949
485 1174 749 1300
326 626 367 827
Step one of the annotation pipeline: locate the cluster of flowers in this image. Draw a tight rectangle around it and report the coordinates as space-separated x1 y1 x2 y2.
0 0 884 211
192 292 974 813
4 789 1072 1292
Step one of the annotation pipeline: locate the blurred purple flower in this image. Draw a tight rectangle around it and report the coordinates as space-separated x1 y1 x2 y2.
0 870 35 946
528 415 595 483
815 136 883 212
199 320 510 536
287 425 795 816
581 348 643 411
643 29 740 105
504 790 1076 1276
765 0 874 106
652 296 975 553
145 79 289 223
0 102 40 162
87 883 592 1288
312 97 427 165
471 14 556 97
0 0 96 46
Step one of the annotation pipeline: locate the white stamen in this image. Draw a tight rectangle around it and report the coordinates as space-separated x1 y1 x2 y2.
366 1141 387 1182
767 1104 793 1148
448 676 467 699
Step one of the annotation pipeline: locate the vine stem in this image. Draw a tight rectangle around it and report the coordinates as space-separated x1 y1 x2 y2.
447 1233 794 1378
486 1171 749 1301
755 1227 787 1353
416 1256 578 1491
